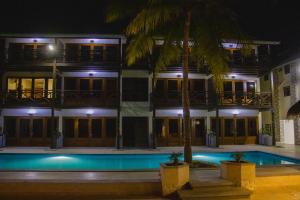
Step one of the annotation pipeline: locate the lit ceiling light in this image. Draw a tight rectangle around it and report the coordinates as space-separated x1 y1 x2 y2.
48 44 55 51
28 109 37 115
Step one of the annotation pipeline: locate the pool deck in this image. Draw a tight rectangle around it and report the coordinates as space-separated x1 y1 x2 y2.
1 144 300 159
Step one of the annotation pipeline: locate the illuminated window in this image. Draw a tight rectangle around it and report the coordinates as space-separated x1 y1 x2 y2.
48 79 53 98
34 79 45 98
7 78 19 96
21 79 32 98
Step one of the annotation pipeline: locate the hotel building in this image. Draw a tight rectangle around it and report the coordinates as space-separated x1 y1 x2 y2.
0 34 279 147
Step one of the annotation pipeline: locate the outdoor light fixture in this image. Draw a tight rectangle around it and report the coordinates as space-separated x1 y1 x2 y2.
88 71 96 77
86 109 94 116
27 109 37 116
176 73 182 78
48 44 55 51
232 110 240 115
195 120 200 125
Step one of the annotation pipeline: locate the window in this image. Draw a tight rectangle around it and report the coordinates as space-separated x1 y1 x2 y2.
264 74 269 81
155 80 164 96
91 119 102 138
7 78 19 96
80 79 90 92
19 119 30 137
168 80 179 98
46 118 58 137
4 117 16 137
193 79 205 92
195 119 205 138
224 119 234 136
78 119 89 137
283 86 290 97
246 82 255 92
21 79 32 98
106 118 116 138
93 79 103 97
284 64 290 74
47 79 53 98
236 119 246 136
34 79 45 98
63 118 75 138
248 118 257 136
169 119 179 136
80 45 91 62
210 118 221 136
155 119 164 138
32 119 43 137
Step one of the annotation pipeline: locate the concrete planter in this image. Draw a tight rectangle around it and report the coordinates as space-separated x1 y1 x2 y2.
220 161 256 191
263 135 273 146
160 162 189 196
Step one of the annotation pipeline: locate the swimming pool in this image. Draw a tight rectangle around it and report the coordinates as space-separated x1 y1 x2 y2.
0 151 299 171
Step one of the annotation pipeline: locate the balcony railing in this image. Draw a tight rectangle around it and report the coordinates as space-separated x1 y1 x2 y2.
63 90 118 107
1 90 118 107
153 91 272 108
7 48 120 65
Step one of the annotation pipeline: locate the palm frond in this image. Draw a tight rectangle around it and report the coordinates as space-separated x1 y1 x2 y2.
126 34 155 66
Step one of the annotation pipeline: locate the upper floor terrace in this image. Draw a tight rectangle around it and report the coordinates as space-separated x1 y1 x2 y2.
0 34 280 75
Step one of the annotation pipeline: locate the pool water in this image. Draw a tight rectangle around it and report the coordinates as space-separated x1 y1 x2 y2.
0 151 299 171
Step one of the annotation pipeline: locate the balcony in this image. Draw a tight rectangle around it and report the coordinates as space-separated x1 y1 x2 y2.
1 90 54 107
63 90 118 107
153 91 272 109
1 90 118 108
6 47 120 67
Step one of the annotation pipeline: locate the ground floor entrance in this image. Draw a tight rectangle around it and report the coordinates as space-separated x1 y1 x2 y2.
122 117 149 147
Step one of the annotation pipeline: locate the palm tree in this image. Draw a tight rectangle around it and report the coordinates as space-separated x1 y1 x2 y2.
107 0 249 163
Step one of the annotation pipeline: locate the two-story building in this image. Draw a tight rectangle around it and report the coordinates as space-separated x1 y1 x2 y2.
0 34 279 147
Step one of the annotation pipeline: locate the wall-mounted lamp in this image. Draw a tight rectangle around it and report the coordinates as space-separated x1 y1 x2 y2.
48 44 55 51
89 71 96 77
28 109 37 116
232 109 240 115
86 109 94 117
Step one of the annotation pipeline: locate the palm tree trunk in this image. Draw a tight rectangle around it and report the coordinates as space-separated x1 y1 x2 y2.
183 9 192 163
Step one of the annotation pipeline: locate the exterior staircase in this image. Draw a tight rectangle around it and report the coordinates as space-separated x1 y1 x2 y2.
178 179 252 200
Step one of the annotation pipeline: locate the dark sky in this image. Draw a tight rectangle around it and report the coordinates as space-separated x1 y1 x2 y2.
0 0 299 51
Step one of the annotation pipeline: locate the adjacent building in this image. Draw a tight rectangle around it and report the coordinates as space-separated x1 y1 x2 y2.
261 54 300 145
0 34 279 147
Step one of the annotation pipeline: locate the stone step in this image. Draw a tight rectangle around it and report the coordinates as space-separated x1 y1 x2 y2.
178 186 252 200
190 179 234 188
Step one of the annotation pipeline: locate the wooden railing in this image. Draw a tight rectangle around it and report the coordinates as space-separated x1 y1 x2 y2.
153 91 272 108
1 90 118 107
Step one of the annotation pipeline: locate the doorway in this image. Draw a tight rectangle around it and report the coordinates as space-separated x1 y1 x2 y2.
122 117 149 147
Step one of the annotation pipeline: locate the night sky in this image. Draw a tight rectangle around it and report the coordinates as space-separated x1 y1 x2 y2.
0 0 299 52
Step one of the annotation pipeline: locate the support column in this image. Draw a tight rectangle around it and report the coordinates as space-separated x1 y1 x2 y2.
0 111 4 131
148 116 153 148
58 115 63 133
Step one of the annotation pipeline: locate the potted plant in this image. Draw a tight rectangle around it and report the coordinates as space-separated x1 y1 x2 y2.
220 152 256 191
160 152 189 196
262 125 272 146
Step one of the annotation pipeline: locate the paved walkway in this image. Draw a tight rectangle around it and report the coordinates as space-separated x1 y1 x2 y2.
1 144 300 159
